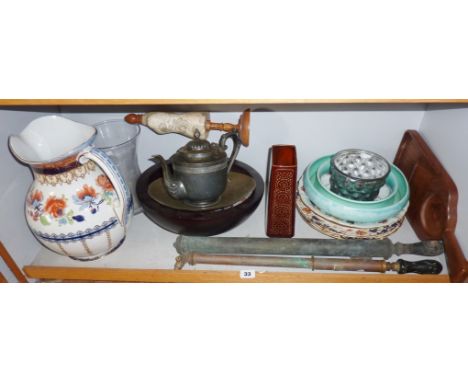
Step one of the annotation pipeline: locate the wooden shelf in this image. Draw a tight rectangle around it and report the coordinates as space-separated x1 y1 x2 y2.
22 266 449 283
1 99 462 282
23 211 449 283
1 99 468 106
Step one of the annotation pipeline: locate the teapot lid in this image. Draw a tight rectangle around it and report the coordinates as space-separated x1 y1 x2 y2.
174 130 226 166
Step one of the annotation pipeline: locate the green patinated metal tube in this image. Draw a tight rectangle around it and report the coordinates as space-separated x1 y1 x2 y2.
174 252 443 274
174 236 444 259
187 253 313 269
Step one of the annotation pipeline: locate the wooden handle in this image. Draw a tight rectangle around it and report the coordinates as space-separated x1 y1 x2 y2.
443 231 468 282
206 109 250 146
238 109 250 146
124 110 250 146
124 113 143 124
396 259 443 274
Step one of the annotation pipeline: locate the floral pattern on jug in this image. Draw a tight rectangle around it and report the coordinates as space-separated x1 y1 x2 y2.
73 184 103 214
26 174 119 230
12 115 133 261
27 190 44 222
96 174 115 205
24 162 131 260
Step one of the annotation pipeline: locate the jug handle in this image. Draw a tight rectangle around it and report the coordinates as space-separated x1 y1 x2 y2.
77 148 132 227
219 132 241 174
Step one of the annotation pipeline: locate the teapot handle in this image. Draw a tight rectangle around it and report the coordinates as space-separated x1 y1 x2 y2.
219 132 241 174
77 148 133 226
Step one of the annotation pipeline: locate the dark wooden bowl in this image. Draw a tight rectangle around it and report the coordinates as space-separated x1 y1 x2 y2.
137 160 264 236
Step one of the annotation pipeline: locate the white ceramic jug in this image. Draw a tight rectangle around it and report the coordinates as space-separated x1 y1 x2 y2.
9 115 133 261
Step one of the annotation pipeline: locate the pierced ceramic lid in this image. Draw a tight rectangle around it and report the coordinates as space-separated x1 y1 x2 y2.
332 149 390 180
173 130 226 166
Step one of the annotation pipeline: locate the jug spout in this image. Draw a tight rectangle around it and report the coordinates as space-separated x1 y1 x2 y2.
9 115 96 165
150 155 187 200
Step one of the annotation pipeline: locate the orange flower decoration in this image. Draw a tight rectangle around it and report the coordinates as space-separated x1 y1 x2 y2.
29 190 43 203
77 184 98 200
96 175 114 191
45 196 67 218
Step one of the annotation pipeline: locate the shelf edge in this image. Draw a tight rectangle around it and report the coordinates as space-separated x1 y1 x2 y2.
2 99 468 106
23 266 450 283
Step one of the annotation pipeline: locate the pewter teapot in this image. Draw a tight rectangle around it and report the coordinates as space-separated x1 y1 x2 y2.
151 130 241 207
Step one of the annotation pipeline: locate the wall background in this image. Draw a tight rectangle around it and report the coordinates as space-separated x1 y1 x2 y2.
3 104 468 280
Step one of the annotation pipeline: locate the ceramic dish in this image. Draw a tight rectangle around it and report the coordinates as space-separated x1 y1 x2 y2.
298 176 408 229
304 155 409 224
137 160 263 236
297 176 408 239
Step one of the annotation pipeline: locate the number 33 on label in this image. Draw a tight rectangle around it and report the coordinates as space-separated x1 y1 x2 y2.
240 270 256 279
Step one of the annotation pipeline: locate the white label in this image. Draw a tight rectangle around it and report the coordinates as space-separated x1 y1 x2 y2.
240 270 256 279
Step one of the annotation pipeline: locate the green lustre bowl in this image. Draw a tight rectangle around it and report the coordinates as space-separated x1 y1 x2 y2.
303 155 409 224
330 149 391 201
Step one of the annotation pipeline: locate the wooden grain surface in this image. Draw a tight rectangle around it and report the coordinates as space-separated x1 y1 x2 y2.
0 242 28 283
394 131 467 282
23 266 450 283
1 99 468 106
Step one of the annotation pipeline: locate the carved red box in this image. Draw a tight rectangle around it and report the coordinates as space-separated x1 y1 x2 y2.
266 145 297 238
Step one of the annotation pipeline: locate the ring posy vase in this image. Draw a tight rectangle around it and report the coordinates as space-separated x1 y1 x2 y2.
9 115 133 261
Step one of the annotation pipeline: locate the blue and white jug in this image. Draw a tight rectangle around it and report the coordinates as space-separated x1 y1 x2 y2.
9 115 133 261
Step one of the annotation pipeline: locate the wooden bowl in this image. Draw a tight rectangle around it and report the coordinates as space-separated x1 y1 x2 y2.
137 160 264 236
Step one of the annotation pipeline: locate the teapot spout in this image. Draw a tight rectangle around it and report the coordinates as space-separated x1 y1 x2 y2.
150 155 187 200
